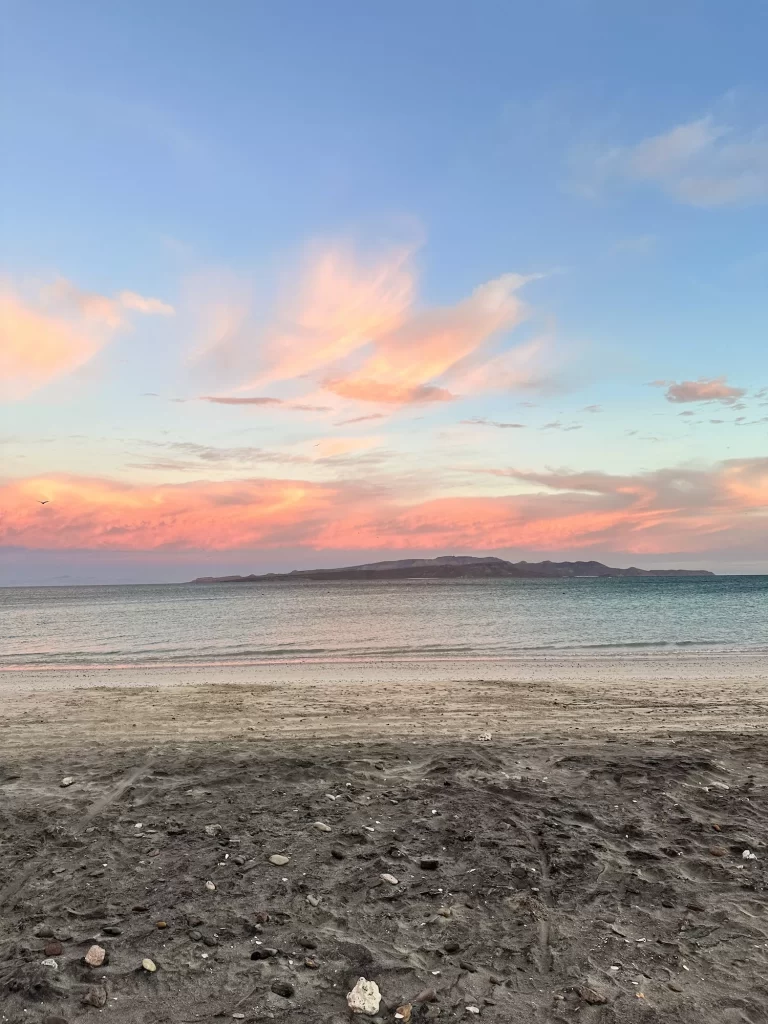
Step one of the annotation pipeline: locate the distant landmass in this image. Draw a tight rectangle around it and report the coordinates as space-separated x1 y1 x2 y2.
191 555 714 583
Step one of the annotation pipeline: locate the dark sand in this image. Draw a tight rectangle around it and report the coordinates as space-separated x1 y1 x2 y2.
0 658 766 1023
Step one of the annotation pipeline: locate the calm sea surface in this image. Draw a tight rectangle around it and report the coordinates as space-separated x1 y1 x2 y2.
1 576 767 670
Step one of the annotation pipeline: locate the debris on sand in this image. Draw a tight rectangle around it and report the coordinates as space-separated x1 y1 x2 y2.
743 849 757 860
347 977 381 1015
380 872 398 885
269 854 290 866
313 821 332 832
205 880 216 890
142 958 157 972
60 777 75 787
84 944 106 967
204 823 223 836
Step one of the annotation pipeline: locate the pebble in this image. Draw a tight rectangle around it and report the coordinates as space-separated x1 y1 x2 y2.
271 980 295 998
190 930 203 941
156 920 168 929
395 1004 412 1022
142 958 157 972
331 848 346 860
420 858 439 870
347 977 382 1015
233 1015 246 1020
709 846 727 857
380 873 399 885
103 926 122 936
44 941 63 957
82 985 107 1008
459 960 477 973
579 986 608 1005
298 935 317 948
60 777 75 787
743 849 757 860
41 958 58 969
313 821 332 832
305 956 320 969
269 854 290 866
307 894 320 907
84 944 106 967
204 824 223 836
205 880 216 890
669 981 684 992
44 1017 70 1024
444 941 461 954
466 1007 480 1015
414 988 438 1004
34 924 55 938
251 947 278 960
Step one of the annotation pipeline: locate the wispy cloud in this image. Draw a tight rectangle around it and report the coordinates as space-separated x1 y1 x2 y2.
461 417 526 429
574 111 768 207
193 241 551 407
651 376 746 405
1 277 174 400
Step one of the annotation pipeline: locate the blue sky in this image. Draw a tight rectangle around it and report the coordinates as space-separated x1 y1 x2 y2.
2 0 768 582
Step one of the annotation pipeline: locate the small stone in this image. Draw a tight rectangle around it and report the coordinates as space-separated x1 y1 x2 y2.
709 846 727 857
82 985 107 1008
34 923 55 938
579 985 608 1005
189 930 202 941
313 821 332 832
44 941 63 956
395 1004 412 1021
298 935 317 948
60 777 75 787
271 980 295 998
743 849 757 860
331 847 346 860
347 977 381 1015
444 940 461 953
668 981 684 992
380 873 399 885
459 960 477 973
466 1007 480 1015
202 934 218 947
489 976 502 986
84 944 106 967
41 958 58 969
142 958 157 972
103 926 122 936
250 947 278 960
414 988 438 1004
156 920 168 929
204 824 222 836
306 894 320 907
233 1016 246 1021
44 1017 70 1024
205 880 216 890
305 956 320 969
269 854 290 866
420 858 439 870
233 855 246 866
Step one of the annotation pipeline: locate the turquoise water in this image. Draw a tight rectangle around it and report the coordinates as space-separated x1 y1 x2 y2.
0 576 766 670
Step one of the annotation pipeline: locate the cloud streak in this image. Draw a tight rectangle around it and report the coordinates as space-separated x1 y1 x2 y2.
3 457 766 559
652 376 747 405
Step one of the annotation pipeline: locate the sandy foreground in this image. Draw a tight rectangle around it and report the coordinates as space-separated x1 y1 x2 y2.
0 654 766 1024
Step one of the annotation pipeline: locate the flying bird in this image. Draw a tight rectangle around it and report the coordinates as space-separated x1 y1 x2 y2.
38 499 50 505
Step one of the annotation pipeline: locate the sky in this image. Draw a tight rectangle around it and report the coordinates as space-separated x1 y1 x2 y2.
2 0 768 584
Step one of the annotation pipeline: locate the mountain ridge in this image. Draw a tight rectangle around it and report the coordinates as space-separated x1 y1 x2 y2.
191 555 714 583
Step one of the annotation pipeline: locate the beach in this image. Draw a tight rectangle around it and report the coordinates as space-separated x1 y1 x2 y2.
1 654 766 1024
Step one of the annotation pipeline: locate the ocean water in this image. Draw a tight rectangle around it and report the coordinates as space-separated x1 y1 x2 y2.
1 576 767 671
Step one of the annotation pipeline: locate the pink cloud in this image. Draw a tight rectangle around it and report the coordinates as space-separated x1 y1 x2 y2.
655 376 747 405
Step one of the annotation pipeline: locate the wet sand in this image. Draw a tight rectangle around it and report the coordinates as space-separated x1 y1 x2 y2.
0 656 766 1023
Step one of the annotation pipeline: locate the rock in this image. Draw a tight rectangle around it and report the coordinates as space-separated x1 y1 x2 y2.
380 873 399 885
156 920 168 929
44 1017 70 1024
347 977 382 1015
82 985 108 1008
579 985 608 1005
251 947 278 960
204 824 223 836
709 846 727 857
233 855 246 866
298 935 317 948
41 958 58 969
103 926 122 936
271 980 295 998
84 944 106 967
142 958 157 972
233 1015 246 1021
668 981 684 992
202 934 218 947
205 880 216 890
331 848 346 860
60 777 75 787
459 960 477 973
743 849 757 860
489 976 502 986
305 956 320 969
395 1004 412 1021
413 987 438 1004
269 854 290 866
44 941 63 956
420 857 439 870
314 821 332 832
189 930 203 941
444 941 461 954
306 894 320 907
466 1007 480 1015
34 924 55 938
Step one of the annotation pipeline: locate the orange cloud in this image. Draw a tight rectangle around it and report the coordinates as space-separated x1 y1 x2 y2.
2 457 766 557
1 278 175 399
197 243 546 406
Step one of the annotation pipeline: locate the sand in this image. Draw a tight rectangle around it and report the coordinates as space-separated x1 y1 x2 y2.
0 654 766 1023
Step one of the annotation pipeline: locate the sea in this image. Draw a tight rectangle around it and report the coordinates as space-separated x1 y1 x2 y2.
1 575 767 671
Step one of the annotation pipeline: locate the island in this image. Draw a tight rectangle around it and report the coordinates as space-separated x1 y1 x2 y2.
191 555 714 583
